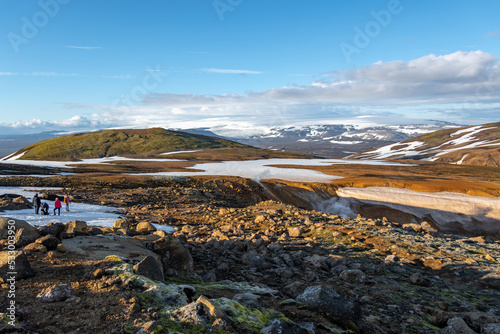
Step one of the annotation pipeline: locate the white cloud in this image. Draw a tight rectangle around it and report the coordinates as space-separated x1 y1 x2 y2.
2 51 499 134
202 68 263 74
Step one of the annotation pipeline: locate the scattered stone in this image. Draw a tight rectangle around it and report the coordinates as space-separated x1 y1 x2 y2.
339 269 366 284
57 243 67 253
136 221 157 235
288 227 304 238
36 284 72 302
65 220 88 236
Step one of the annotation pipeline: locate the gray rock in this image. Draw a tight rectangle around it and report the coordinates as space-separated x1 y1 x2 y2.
296 285 362 322
36 284 72 302
440 317 477 334
482 323 500 334
339 269 366 284
133 256 165 282
0 250 35 280
261 319 309 334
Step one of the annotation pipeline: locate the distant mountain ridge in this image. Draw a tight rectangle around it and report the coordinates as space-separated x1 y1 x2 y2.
352 122 500 167
1 128 250 161
223 121 459 158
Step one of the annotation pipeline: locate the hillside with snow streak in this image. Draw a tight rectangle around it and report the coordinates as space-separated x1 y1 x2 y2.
352 122 500 167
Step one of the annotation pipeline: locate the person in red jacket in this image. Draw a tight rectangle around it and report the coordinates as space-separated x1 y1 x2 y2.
54 197 62 216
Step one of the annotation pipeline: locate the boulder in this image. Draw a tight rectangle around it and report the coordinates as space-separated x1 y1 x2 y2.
65 221 88 236
288 227 304 238
0 250 35 280
143 235 193 273
35 234 60 251
440 317 476 334
296 285 361 322
280 281 307 299
0 218 38 239
14 227 40 248
36 284 72 302
24 243 48 253
133 255 165 282
339 269 366 284
38 222 65 239
136 222 157 235
113 218 131 229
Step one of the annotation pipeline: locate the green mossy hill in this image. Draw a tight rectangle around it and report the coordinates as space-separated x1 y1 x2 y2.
14 128 251 161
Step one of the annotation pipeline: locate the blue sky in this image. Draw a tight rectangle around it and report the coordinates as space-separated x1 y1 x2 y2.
1 0 500 135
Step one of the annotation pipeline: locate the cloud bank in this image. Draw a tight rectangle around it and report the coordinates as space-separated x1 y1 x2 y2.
2 50 499 135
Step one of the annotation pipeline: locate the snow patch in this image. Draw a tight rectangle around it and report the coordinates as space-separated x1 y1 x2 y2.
0 186 174 233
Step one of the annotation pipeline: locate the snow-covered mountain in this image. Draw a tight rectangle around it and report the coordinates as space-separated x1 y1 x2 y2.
185 120 459 158
352 122 500 167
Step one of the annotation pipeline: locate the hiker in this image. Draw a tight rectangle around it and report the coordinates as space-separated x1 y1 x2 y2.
33 193 41 214
41 202 49 215
64 194 71 211
54 197 62 216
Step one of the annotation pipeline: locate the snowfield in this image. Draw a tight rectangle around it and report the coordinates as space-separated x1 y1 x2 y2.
0 186 174 233
333 187 500 235
129 158 411 183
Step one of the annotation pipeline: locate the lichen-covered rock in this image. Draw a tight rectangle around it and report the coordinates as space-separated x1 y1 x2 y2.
36 284 72 302
107 256 192 308
296 285 361 322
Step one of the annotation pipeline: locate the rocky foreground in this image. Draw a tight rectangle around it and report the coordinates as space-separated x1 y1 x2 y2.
1 183 500 334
